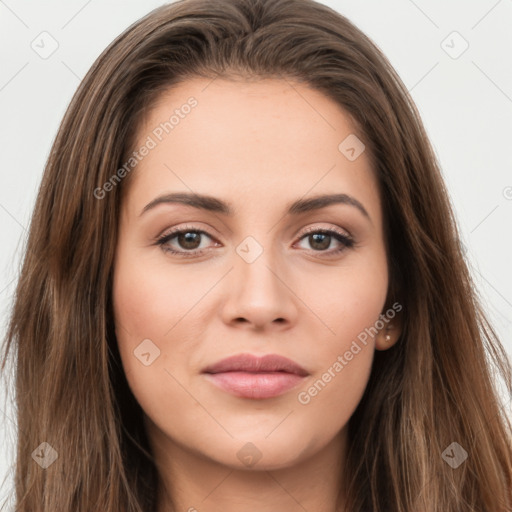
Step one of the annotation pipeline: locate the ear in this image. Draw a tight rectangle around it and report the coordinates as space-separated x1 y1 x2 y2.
375 302 404 351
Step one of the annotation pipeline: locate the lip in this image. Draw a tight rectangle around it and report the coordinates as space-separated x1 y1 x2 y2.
202 353 309 399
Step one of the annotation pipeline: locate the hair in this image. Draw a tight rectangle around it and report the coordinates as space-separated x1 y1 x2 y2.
1 0 511 510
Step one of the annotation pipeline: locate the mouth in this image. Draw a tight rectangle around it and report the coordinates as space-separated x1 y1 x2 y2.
201 353 309 400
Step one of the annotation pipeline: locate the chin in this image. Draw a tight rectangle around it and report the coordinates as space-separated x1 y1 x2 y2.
201 431 318 471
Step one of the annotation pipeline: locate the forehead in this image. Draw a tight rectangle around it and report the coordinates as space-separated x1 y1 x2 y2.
123 77 381 226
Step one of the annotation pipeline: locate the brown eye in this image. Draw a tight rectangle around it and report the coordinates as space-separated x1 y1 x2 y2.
307 232 331 251
156 227 218 257
296 228 354 255
175 231 202 250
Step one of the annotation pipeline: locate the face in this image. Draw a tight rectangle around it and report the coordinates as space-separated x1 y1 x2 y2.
112 77 394 471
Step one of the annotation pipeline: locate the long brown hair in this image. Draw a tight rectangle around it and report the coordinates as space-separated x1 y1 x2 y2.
2 0 511 510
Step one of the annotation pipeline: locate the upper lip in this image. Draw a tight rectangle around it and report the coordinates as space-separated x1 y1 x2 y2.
202 353 309 376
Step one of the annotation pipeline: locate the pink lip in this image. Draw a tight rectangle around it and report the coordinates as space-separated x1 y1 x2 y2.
202 353 309 399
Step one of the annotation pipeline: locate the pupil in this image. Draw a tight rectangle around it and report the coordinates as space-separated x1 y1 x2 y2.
311 233 330 250
179 232 200 249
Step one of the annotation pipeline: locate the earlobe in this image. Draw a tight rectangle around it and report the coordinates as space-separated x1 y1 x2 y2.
375 307 403 351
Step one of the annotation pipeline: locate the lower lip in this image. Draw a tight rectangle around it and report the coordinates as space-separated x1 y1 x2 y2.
203 371 306 399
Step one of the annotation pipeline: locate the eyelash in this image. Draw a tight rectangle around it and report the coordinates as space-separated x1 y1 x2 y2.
154 224 355 258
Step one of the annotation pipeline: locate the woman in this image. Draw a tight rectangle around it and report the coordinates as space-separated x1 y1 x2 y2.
2 0 511 510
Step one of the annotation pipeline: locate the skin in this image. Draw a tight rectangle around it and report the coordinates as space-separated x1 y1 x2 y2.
112 77 403 512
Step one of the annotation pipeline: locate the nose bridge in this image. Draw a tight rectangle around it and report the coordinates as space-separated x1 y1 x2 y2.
221 232 297 327
235 233 284 300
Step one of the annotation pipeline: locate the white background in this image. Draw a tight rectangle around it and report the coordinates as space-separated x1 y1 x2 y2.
1 0 511 508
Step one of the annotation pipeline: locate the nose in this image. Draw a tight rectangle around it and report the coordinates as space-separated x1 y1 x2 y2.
219 241 299 331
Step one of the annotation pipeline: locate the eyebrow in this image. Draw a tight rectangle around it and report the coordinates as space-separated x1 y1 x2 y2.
140 192 371 222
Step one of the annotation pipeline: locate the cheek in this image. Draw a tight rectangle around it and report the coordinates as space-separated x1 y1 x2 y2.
295 249 387 424
112 245 208 347
293 323 377 443
305 243 388 345
111 247 188 396
111 243 226 413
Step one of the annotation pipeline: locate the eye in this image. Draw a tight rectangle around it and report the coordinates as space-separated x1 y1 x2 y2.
295 227 354 255
154 225 355 258
155 225 219 257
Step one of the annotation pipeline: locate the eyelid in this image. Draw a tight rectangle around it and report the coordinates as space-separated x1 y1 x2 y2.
156 222 352 242
298 224 351 239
